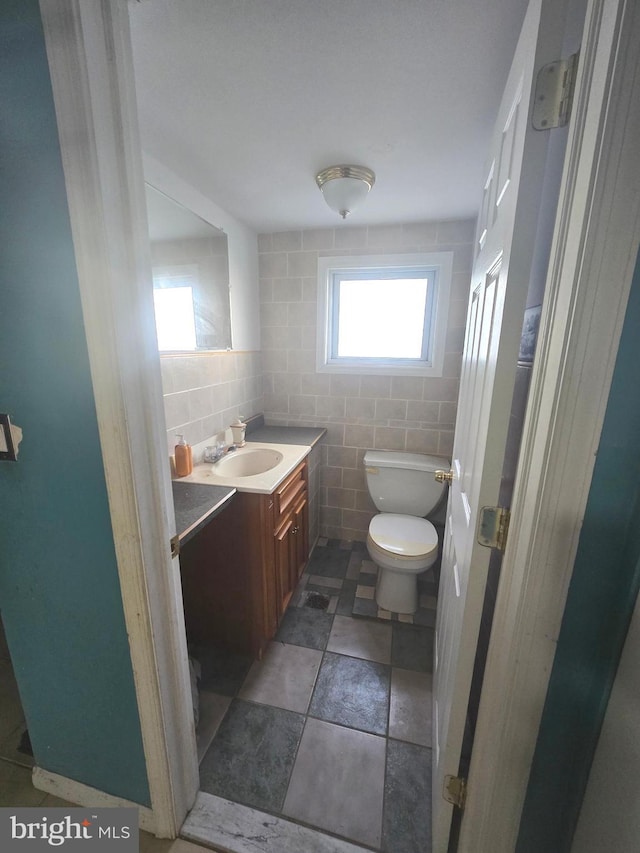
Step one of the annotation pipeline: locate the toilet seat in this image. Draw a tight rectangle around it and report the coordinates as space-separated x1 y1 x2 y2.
369 513 438 558
367 513 438 575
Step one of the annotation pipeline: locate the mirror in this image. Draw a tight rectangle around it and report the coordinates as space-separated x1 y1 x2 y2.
145 184 231 351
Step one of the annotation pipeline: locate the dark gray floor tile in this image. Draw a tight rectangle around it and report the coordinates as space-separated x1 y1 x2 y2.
309 652 390 735
346 552 364 580
336 579 357 616
194 646 253 696
306 546 351 579
352 598 379 618
417 571 438 596
275 607 334 650
412 608 437 628
391 623 434 673
382 739 432 853
199 699 304 813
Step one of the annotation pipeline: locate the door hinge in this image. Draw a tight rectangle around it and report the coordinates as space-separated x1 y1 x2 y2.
170 534 180 558
477 506 511 552
444 775 467 809
532 51 579 130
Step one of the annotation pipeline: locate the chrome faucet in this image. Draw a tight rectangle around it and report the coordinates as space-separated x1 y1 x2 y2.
204 441 237 463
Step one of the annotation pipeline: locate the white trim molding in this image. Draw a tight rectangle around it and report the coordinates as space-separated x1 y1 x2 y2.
32 768 156 835
458 0 640 849
39 0 199 838
316 252 453 377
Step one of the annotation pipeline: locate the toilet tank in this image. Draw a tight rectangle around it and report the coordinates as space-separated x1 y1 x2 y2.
364 450 448 517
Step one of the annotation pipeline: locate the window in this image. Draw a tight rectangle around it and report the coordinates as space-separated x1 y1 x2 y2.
152 265 198 351
316 252 453 376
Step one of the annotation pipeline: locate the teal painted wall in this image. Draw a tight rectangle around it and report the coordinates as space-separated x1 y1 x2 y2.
0 1 150 806
516 246 640 852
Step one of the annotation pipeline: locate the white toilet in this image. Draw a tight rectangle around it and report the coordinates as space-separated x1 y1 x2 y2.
364 450 448 614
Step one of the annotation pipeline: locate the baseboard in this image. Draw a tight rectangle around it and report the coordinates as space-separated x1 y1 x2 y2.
32 767 158 836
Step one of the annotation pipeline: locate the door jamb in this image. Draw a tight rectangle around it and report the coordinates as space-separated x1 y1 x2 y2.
39 0 199 836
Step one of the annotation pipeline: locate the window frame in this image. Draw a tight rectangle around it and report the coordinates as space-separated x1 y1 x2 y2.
151 263 200 352
316 252 453 377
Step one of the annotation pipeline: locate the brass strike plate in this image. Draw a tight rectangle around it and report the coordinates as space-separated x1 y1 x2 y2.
170 535 180 558
0 414 17 462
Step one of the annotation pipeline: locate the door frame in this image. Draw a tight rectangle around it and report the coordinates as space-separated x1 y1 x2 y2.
457 0 640 848
38 0 199 837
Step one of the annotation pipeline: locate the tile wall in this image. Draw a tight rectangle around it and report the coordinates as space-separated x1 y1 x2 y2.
160 351 263 456
159 351 325 554
258 220 474 541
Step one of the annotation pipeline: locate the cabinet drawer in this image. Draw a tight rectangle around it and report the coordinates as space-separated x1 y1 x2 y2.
274 461 307 520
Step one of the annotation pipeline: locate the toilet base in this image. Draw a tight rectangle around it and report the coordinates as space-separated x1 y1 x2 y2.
375 566 420 614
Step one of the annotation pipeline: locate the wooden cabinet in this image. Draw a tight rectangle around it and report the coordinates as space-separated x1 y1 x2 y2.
273 459 309 618
179 458 309 659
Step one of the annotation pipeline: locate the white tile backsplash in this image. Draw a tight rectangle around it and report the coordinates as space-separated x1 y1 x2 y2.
161 351 263 456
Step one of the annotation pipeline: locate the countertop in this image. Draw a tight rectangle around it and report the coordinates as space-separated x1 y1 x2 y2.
246 425 326 447
172 423 326 541
184 441 312 494
172 481 236 545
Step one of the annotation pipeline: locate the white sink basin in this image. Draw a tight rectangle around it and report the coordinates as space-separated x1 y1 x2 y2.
214 447 284 477
183 441 311 494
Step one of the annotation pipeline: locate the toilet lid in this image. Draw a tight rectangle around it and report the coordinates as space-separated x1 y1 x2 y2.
369 514 438 558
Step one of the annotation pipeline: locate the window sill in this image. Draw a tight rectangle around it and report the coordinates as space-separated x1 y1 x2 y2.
316 360 444 377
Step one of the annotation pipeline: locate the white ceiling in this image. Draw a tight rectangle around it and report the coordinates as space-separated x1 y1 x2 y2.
128 0 529 234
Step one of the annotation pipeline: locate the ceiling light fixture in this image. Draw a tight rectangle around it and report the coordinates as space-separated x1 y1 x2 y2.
315 165 376 219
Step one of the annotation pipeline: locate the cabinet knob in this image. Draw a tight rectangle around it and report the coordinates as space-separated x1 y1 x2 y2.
291 526 299 534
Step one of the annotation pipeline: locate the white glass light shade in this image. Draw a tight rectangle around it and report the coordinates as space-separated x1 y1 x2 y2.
321 177 371 218
316 165 375 219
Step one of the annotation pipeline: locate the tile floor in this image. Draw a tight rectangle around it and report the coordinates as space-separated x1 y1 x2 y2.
194 539 435 852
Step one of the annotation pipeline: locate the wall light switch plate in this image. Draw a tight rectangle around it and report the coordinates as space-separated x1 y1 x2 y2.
0 414 17 461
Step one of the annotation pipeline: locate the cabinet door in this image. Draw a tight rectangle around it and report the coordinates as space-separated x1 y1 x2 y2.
292 493 309 584
274 514 297 619
260 496 279 645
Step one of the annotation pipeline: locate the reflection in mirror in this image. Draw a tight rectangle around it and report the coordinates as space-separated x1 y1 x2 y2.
145 184 232 351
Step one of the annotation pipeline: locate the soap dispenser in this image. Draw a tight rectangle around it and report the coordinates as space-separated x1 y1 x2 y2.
230 417 246 447
174 434 193 477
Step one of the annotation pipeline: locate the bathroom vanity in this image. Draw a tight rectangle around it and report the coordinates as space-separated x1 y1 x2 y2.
173 427 324 659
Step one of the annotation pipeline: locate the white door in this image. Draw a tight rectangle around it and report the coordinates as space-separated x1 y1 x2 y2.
432 0 573 846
